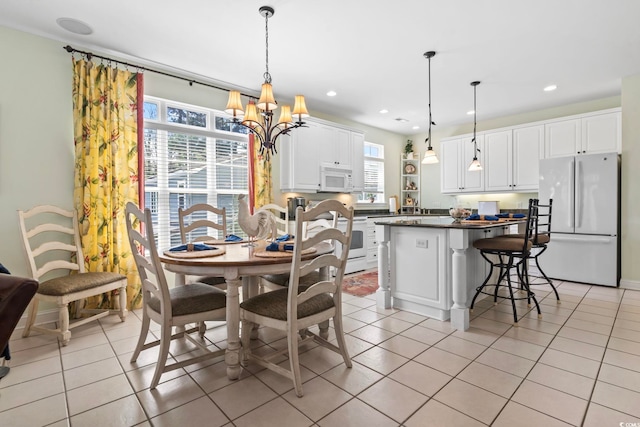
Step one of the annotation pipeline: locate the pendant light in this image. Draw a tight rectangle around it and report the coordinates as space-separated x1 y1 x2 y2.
468 81 482 171
422 51 439 164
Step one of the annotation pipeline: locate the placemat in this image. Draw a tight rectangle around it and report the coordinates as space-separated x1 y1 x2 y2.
163 246 226 259
202 239 246 245
254 247 317 258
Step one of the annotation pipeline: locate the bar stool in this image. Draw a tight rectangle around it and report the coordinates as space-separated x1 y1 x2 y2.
470 199 542 325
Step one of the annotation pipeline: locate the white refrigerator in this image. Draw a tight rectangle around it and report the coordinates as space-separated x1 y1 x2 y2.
538 152 620 287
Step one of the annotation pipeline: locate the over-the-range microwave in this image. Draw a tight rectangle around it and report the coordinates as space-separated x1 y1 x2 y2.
319 163 353 193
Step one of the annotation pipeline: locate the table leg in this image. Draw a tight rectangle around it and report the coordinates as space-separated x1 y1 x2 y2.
225 274 242 380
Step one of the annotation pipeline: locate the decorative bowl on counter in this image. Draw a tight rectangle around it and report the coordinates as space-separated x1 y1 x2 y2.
449 207 471 223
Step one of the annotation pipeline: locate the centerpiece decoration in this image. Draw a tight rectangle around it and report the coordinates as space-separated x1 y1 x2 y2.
449 207 471 223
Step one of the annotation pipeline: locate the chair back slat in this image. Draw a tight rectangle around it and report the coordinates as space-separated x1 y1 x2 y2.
256 203 288 236
178 203 227 243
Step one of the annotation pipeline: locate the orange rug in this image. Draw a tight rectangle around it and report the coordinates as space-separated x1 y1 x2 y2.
342 270 379 297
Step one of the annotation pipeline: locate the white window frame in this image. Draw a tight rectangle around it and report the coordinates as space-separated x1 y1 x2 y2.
357 141 385 205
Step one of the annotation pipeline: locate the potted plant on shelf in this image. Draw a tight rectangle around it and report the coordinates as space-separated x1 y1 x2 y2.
366 193 376 203
404 140 414 159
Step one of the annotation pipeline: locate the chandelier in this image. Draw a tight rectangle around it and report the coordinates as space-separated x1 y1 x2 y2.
225 6 309 158
421 51 439 164
468 81 482 171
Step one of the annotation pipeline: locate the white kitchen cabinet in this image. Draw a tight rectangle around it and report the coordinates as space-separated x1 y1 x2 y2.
545 109 621 158
441 136 484 194
484 125 543 192
280 118 364 193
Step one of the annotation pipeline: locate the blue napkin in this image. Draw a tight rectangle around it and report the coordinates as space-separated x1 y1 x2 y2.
169 243 214 252
485 215 499 221
225 234 243 242
275 234 293 242
465 214 499 221
512 213 525 218
466 214 480 220
496 213 526 218
266 242 294 252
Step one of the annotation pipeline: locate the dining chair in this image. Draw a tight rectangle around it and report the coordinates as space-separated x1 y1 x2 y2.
125 202 227 389
18 205 128 346
255 203 288 237
469 198 542 325
240 199 354 397
178 203 227 287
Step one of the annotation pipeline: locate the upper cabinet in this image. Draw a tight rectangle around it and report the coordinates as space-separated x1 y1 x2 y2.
441 136 484 193
280 118 364 193
545 108 621 158
484 125 543 192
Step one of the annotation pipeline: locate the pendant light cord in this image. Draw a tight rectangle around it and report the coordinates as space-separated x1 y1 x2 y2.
263 10 271 84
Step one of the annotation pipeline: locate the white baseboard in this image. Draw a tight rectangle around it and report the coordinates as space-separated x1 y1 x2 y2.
620 278 640 291
16 309 59 330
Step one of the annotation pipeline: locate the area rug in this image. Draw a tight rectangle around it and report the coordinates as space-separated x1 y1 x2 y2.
342 270 379 297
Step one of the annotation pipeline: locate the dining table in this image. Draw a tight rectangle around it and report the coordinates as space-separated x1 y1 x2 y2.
159 239 334 380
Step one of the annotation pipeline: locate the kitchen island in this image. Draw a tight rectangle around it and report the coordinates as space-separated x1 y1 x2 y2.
375 218 523 331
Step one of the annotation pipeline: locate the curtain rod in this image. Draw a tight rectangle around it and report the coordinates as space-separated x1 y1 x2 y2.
63 45 256 99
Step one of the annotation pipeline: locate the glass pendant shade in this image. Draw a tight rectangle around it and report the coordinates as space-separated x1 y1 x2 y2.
468 157 483 171
225 90 244 117
277 105 293 127
292 95 309 121
242 101 260 127
257 82 277 111
422 148 439 164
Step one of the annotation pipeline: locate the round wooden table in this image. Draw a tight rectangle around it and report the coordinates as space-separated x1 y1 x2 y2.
159 240 333 379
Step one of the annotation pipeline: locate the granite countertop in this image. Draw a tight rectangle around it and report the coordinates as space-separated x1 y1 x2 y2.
374 217 526 229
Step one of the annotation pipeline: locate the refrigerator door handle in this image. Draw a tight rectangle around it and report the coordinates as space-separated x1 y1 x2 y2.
576 159 582 228
569 161 575 229
552 235 614 244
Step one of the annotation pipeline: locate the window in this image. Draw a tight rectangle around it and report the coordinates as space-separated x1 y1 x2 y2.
143 97 249 249
358 142 385 204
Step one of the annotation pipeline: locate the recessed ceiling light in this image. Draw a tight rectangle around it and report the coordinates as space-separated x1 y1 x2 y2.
379 109 389 114
395 118 409 123
412 125 420 130
544 84 557 92
56 17 93 35
467 110 475 115
326 90 337 97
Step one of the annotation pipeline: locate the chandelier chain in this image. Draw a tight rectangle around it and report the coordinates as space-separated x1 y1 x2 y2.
263 10 271 83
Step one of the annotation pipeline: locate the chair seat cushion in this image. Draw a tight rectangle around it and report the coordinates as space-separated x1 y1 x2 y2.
473 236 532 252
261 271 321 287
504 233 550 245
195 276 227 286
240 286 334 321
39 272 126 296
148 283 226 317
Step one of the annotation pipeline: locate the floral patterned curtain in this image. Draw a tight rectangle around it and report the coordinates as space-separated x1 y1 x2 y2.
72 58 142 310
250 120 272 210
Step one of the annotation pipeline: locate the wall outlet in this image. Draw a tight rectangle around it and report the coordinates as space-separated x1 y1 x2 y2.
416 239 428 249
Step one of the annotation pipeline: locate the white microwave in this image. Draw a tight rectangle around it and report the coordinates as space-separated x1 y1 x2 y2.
319 163 353 193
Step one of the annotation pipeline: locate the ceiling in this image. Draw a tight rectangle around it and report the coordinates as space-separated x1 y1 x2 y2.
2 0 640 135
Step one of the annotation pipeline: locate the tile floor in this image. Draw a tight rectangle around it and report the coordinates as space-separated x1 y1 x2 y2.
1 275 640 426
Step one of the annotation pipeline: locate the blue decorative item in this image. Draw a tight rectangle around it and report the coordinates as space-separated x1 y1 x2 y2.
169 243 214 252
275 234 293 242
266 242 294 252
225 234 243 242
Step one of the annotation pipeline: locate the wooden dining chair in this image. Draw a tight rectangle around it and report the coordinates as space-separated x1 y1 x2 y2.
255 203 288 237
18 205 128 346
240 199 354 397
125 202 227 389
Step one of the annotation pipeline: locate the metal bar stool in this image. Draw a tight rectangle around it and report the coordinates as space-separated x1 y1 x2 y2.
470 199 542 325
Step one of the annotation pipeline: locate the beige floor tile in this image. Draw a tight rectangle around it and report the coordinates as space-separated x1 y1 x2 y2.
469 316 513 335
541 298 578 311
256 360 317 395
338 316 368 333
9 343 61 368
434 378 507 424
66 373 134 416
620 303 640 314
537 302 575 317
330 333 375 358
378 334 429 358
611 326 640 343
371 317 415 334
591 380 640 418
136 375 207 419
63 357 124 390
298 345 346 375
70 395 147 427
346 308 387 324
571 310 616 326
0 393 68 427
503 326 554 347
404 399 485 427
452 327 501 346
389 310 429 324
435 335 487 360
414 347 472 376
400 324 448 345
475 348 536 378
125 360 188 392
0 356 61 389
419 318 457 334
617 310 640 322
343 296 376 309
538 348 601 378
597 363 640 393
358 377 429 423
479 307 525 325
352 346 408 375
580 298 620 310
492 401 573 427
575 304 618 318
583 402 637 427
388 360 452 397
283 376 351 422
457 361 522 398
557 326 609 347
60 331 110 354
513 317 562 335
564 318 613 336
511 380 588 426
526 363 596 400
549 336 606 361
0 373 65 412
348 324 395 345
526 309 568 325
607 336 640 356
233 397 311 427
321 362 383 395
491 336 546 361
317 397 398 427
602 348 640 373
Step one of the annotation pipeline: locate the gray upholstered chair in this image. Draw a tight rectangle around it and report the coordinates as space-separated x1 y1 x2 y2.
240 199 353 397
18 205 127 346
125 202 227 389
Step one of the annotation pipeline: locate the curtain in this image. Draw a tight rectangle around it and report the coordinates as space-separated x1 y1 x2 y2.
251 126 273 210
72 58 143 310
